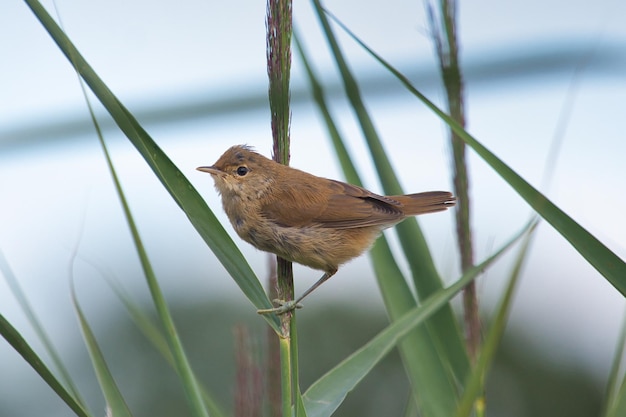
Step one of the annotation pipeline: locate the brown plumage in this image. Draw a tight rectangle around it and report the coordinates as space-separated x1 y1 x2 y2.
198 145 455 314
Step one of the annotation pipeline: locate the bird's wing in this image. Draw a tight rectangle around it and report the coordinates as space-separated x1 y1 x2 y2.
260 178 404 229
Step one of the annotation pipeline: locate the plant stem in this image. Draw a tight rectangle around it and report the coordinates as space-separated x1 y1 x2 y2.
266 0 293 317
428 0 479 361
266 0 294 413
279 337 293 417
267 0 293 166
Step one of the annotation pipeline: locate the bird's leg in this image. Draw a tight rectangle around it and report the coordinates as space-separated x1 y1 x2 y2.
257 269 337 315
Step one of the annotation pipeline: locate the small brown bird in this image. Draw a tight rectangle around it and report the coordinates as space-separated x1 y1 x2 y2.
198 145 455 314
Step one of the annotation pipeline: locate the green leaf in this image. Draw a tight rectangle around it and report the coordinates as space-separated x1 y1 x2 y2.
293 30 360 186
606 378 626 417
296 25 459 416
0 250 87 406
603 311 626 417
302 221 533 417
71 283 134 417
307 3 469 412
85 82 209 417
290 316 308 417
0 313 92 417
23 0 279 332
369 238 460 416
106 278 229 417
297 29 459 415
329 11 626 295
456 220 538 417
295 390 309 417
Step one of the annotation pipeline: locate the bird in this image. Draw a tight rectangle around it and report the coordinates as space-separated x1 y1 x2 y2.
197 145 455 314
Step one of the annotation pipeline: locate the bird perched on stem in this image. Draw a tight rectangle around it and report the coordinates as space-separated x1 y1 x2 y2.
198 145 455 315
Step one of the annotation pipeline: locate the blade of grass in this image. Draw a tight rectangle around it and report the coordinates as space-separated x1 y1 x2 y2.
311 0 469 383
70 281 133 417
293 29 359 185
401 397 419 417
606 378 626 417
296 24 464 415
369 237 461 415
602 310 626 417
0 250 87 407
23 0 279 332
311 0 459 301
70 249 230 417
87 100 209 417
328 12 626 294
59 8 143 410
456 220 538 417
290 316 308 417
104 277 228 417
0 313 92 417
58 29 213 415
295 387 308 417
306 4 469 411
107 280 173 365
302 220 532 417
296 26 462 415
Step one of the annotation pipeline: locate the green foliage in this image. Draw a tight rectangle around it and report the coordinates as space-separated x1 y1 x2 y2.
0 312 91 417
302 223 530 417
326 12 626 294
456 222 537 417
71 283 134 417
22 0 280 333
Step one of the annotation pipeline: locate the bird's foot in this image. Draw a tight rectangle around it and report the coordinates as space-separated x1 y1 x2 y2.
257 299 303 315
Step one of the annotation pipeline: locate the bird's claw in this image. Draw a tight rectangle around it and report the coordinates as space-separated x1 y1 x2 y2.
257 299 303 315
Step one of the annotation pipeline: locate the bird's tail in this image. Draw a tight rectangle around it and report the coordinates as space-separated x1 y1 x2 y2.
392 191 456 216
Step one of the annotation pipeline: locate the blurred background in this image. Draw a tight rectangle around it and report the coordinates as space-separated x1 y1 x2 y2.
1 0 625 416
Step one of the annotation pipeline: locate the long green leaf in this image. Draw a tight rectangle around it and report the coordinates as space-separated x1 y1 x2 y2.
71 283 134 417
298 26 457 414
456 220 538 417
296 25 462 415
607 378 626 417
0 250 87 406
89 86 209 417
68 79 226 414
308 3 468 412
329 13 626 294
293 30 359 185
369 237 461 415
23 0 279 332
104 270 228 417
302 221 532 417
0 314 92 417
603 311 626 417
58 32 212 415
290 316 308 417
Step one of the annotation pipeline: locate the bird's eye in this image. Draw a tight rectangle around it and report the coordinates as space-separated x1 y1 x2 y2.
236 166 249 176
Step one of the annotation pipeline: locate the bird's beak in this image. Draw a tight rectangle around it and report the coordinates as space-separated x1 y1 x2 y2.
196 166 222 176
